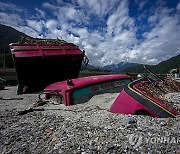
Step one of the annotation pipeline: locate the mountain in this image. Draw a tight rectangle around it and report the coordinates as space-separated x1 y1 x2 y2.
0 24 28 53
0 24 28 68
102 62 139 72
81 63 112 72
124 54 180 74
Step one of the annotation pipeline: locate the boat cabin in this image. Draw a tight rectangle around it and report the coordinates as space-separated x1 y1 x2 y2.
44 74 132 106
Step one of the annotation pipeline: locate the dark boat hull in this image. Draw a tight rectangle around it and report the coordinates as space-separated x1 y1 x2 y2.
10 42 85 94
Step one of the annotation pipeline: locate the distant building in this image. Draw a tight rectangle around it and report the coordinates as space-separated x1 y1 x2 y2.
170 68 180 79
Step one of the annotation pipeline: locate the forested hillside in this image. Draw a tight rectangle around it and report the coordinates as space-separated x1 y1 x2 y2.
0 24 27 68
0 24 27 53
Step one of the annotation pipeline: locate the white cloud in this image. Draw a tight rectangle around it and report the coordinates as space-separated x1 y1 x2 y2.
35 8 45 18
0 12 23 27
26 20 44 33
0 2 27 28
0 2 24 12
72 28 89 39
0 0 179 67
45 19 58 29
177 1 180 11
106 0 134 36
16 26 40 37
0 3 42 38
77 0 116 17
40 0 137 66
134 0 147 10
46 5 88 25
139 8 180 64
148 15 158 23
65 7 77 20
42 2 56 10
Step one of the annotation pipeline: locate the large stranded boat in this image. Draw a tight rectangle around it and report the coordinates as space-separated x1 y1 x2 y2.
10 37 88 94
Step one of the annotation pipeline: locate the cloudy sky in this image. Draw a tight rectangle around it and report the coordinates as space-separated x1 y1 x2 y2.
0 0 180 66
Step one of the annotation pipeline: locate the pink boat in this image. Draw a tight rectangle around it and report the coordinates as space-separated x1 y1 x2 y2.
110 78 180 118
44 74 132 106
10 37 88 94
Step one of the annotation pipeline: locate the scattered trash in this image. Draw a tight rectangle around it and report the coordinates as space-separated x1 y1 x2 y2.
0 97 23 100
17 108 45 115
33 93 47 107
122 117 137 128
51 137 57 143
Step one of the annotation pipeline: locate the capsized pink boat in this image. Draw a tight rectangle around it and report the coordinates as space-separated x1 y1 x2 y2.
110 77 180 118
44 74 132 106
111 65 180 118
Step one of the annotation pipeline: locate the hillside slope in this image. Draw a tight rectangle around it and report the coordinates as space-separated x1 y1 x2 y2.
102 62 139 72
0 24 27 53
124 54 180 74
0 24 28 68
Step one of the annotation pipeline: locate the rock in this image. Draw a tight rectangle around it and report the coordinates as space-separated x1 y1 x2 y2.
0 87 179 153
122 117 137 128
160 120 167 126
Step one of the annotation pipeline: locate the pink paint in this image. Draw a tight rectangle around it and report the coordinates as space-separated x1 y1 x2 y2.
45 74 131 92
10 43 84 58
45 74 131 106
110 89 158 117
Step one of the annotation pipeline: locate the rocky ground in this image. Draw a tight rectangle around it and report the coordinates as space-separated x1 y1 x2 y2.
0 86 180 154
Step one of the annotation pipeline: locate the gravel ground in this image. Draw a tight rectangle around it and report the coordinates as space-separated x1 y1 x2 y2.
0 86 180 154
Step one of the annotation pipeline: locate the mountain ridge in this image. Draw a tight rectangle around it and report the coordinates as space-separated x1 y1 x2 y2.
0 24 28 68
0 24 28 53
102 62 139 72
123 54 180 74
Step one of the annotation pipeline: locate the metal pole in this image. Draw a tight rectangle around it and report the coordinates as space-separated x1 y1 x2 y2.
3 48 5 69
2 39 5 69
